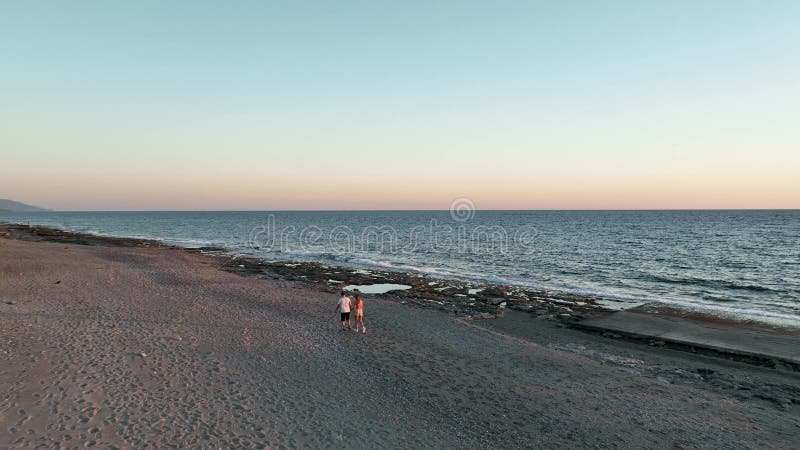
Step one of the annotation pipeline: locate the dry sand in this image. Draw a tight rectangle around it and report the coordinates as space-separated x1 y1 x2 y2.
1 237 799 448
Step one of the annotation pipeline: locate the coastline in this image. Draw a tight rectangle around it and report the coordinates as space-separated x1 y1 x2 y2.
1 223 609 320
3 223 799 367
3 215 798 328
1 224 799 447
3 223 799 334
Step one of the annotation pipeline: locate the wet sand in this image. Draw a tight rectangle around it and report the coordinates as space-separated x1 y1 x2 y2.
1 230 799 448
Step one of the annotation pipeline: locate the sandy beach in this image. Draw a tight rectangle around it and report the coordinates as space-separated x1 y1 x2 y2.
1 229 799 448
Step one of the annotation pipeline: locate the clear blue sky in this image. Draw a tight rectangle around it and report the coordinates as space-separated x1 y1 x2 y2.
2 1 798 210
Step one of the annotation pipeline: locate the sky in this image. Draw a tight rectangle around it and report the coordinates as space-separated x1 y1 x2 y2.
1 1 799 211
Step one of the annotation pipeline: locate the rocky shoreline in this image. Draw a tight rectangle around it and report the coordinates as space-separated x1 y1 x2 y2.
211 252 604 321
1 223 606 322
3 222 798 369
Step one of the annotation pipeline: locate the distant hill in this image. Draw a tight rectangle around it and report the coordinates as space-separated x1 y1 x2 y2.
0 199 50 212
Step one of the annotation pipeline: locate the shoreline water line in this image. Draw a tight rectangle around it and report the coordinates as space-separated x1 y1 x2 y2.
3 219 800 328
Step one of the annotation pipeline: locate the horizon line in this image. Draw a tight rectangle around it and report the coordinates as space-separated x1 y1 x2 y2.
4 208 800 213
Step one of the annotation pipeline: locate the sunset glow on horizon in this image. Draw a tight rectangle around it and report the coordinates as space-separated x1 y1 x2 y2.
2 1 799 211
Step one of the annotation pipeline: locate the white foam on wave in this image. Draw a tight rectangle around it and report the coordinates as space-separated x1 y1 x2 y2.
640 296 800 326
167 238 221 248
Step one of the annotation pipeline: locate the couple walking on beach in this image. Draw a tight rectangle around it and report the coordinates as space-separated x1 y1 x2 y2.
335 290 366 334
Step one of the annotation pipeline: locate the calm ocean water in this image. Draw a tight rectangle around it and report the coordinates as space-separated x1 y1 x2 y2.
3 210 799 324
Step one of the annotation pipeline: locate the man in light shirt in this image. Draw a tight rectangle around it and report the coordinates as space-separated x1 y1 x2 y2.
335 290 353 330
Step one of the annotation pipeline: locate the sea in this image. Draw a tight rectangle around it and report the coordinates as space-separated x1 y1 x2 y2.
2 210 799 325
